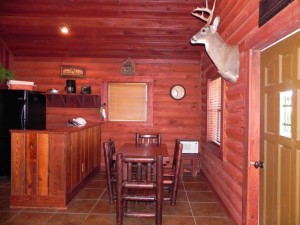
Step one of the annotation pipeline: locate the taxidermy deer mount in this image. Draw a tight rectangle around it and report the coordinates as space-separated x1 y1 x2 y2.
190 0 239 83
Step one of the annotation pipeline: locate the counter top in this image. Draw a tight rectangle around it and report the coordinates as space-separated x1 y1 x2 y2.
10 122 101 134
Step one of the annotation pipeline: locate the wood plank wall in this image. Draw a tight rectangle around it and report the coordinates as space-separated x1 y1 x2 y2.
0 38 11 69
198 0 300 225
10 57 202 173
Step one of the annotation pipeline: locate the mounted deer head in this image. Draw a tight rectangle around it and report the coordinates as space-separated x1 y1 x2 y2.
190 0 239 83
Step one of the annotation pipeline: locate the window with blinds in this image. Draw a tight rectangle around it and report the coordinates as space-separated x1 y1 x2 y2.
108 82 147 121
207 78 221 145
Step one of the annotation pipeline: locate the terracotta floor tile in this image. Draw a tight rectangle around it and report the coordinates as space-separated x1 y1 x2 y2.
44 213 87 225
195 216 234 225
190 202 228 217
163 215 196 225
182 175 206 183
177 182 185 191
187 191 218 202
66 199 97 213
91 173 107 181
122 217 156 225
4 212 54 225
83 180 107 189
173 190 188 202
184 182 212 191
99 189 111 201
91 199 116 214
83 214 115 225
75 188 105 200
0 211 19 224
23 207 58 213
163 201 193 216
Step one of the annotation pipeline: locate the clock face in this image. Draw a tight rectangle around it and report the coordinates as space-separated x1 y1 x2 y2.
170 85 186 100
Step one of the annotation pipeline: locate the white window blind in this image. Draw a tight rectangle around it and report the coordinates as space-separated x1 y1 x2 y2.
207 78 221 145
108 82 147 121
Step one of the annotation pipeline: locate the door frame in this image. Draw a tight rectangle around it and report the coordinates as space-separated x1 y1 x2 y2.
244 26 300 225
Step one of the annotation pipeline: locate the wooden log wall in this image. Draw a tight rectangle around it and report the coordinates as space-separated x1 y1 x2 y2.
199 0 300 225
0 38 12 69
10 57 202 173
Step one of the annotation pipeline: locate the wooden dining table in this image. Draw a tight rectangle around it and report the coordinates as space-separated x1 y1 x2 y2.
115 143 169 163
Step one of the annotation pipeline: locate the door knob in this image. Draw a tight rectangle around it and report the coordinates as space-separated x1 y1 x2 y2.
250 161 264 169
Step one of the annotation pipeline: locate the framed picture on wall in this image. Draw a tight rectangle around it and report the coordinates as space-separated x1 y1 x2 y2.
60 65 86 78
259 0 294 26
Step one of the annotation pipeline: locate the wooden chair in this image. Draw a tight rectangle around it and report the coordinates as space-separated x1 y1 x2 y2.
116 153 163 225
163 140 183 205
135 133 161 145
103 139 116 203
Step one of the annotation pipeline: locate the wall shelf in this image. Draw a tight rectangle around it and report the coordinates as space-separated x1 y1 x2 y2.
45 94 101 108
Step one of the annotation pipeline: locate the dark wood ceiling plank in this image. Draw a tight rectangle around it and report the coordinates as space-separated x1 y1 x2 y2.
0 0 205 60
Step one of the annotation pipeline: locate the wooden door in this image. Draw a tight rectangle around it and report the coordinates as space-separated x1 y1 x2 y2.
260 31 300 225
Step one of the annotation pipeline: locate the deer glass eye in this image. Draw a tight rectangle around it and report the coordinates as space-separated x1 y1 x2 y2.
201 28 206 33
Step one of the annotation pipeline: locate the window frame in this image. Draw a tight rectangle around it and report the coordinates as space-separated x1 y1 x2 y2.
102 78 153 126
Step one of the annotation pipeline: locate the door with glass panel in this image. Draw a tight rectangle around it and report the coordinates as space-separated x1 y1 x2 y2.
260 31 300 225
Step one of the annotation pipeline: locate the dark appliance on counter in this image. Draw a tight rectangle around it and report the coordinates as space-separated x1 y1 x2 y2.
66 79 76 93
81 85 91 94
0 90 46 177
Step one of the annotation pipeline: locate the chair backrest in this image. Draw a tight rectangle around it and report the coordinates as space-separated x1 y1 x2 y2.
172 140 183 199
103 139 116 203
116 153 163 225
168 140 183 205
135 133 161 145
172 139 183 170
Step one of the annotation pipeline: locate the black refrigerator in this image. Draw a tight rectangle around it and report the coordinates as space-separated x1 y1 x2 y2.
0 89 46 177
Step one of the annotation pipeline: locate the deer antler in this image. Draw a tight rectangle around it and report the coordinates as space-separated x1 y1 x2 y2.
191 0 216 26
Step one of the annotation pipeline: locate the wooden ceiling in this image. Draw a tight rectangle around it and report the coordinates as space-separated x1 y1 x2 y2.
0 0 207 60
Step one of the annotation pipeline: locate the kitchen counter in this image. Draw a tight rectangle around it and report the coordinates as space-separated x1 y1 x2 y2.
10 122 101 209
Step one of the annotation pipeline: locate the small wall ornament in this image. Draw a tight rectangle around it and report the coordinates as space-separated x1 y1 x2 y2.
121 57 135 75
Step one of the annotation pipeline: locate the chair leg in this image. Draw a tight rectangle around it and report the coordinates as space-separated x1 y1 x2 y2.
171 190 177 206
156 197 163 225
116 154 123 225
107 182 113 203
180 162 184 178
156 156 163 225
116 199 123 225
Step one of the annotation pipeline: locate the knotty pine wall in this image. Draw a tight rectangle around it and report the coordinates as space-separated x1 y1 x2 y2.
10 57 202 172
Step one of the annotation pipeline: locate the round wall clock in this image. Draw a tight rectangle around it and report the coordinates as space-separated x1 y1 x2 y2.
170 84 186 100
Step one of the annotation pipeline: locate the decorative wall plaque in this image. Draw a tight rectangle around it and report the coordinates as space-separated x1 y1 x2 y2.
60 65 86 78
121 57 135 75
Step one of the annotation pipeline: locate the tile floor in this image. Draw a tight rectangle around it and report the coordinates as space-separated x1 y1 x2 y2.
0 172 233 225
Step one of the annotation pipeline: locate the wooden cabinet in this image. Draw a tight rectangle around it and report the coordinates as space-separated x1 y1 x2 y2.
10 123 101 209
45 94 101 108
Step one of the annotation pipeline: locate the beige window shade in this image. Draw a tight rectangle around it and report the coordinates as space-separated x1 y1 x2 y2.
108 83 147 121
207 78 221 145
